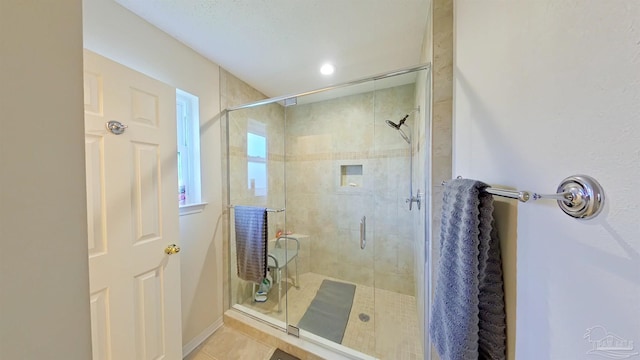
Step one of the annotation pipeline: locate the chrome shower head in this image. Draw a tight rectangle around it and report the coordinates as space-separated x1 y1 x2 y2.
386 115 411 143
397 128 411 144
386 119 401 129
385 114 409 130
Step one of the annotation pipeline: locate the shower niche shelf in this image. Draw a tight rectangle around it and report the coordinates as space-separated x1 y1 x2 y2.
340 164 363 188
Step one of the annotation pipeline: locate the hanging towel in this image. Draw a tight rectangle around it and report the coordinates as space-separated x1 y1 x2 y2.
234 206 268 284
430 179 506 360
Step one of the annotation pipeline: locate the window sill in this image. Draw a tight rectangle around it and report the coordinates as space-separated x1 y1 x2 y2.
179 202 208 216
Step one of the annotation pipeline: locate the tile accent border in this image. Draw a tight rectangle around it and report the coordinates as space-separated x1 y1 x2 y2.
230 146 409 162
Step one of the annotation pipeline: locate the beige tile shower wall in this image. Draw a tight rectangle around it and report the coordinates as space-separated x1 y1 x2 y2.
432 0 453 248
221 70 287 307
429 0 453 359
285 84 416 295
373 85 417 296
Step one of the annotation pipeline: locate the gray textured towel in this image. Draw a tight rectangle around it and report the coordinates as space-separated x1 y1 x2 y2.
430 179 506 360
234 206 268 284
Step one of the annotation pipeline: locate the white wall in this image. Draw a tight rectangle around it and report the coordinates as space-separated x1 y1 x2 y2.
0 1 92 359
83 0 224 349
454 1 640 359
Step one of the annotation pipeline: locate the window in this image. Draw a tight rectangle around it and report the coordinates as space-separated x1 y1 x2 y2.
247 120 267 197
176 89 203 211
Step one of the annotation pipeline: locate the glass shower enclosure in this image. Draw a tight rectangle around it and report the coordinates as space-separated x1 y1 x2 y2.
224 65 431 359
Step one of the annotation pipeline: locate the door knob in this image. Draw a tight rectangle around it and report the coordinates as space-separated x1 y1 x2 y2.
165 244 180 255
105 120 128 135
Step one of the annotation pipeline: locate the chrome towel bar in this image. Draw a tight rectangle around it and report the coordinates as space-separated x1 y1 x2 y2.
228 205 285 213
442 174 605 220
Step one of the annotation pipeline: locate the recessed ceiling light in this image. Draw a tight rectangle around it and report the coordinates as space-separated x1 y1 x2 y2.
320 63 335 75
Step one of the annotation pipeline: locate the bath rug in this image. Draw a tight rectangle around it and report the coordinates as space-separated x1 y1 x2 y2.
297 279 356 344
269 348 301 360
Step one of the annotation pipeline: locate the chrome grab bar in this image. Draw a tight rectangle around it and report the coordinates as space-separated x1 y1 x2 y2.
360 216 366 250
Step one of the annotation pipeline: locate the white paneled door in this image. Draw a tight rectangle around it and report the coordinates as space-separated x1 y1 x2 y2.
83 50 182 360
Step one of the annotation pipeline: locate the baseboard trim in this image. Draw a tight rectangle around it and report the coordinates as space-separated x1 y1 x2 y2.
182 317 224 358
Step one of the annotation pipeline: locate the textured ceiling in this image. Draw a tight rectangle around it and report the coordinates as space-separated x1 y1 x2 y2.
113 0 430 98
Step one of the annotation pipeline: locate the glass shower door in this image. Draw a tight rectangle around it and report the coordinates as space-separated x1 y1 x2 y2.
227 103 289 329
225 65 430 360
370 70 428 359
283 82 378 354
280 70 426 358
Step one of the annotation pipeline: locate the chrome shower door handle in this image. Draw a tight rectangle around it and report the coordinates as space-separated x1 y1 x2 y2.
360 216 366 250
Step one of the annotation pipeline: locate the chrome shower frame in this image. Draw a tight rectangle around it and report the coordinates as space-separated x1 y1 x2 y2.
223 62 432 359
227 64 431 111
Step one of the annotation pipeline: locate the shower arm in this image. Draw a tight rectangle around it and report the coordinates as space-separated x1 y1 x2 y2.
408 124 413 205
386 113 420 211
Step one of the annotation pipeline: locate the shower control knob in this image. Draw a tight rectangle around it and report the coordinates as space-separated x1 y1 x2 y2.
407 190 422 211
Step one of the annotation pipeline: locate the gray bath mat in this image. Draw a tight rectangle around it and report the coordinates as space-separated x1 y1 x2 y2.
269 348 300 360
297 279 356 344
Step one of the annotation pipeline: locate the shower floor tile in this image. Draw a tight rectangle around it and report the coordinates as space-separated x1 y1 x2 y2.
237 272 423 360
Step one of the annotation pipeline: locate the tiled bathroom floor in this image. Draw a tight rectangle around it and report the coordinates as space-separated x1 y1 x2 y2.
185 326 276 360
237 272 423 359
